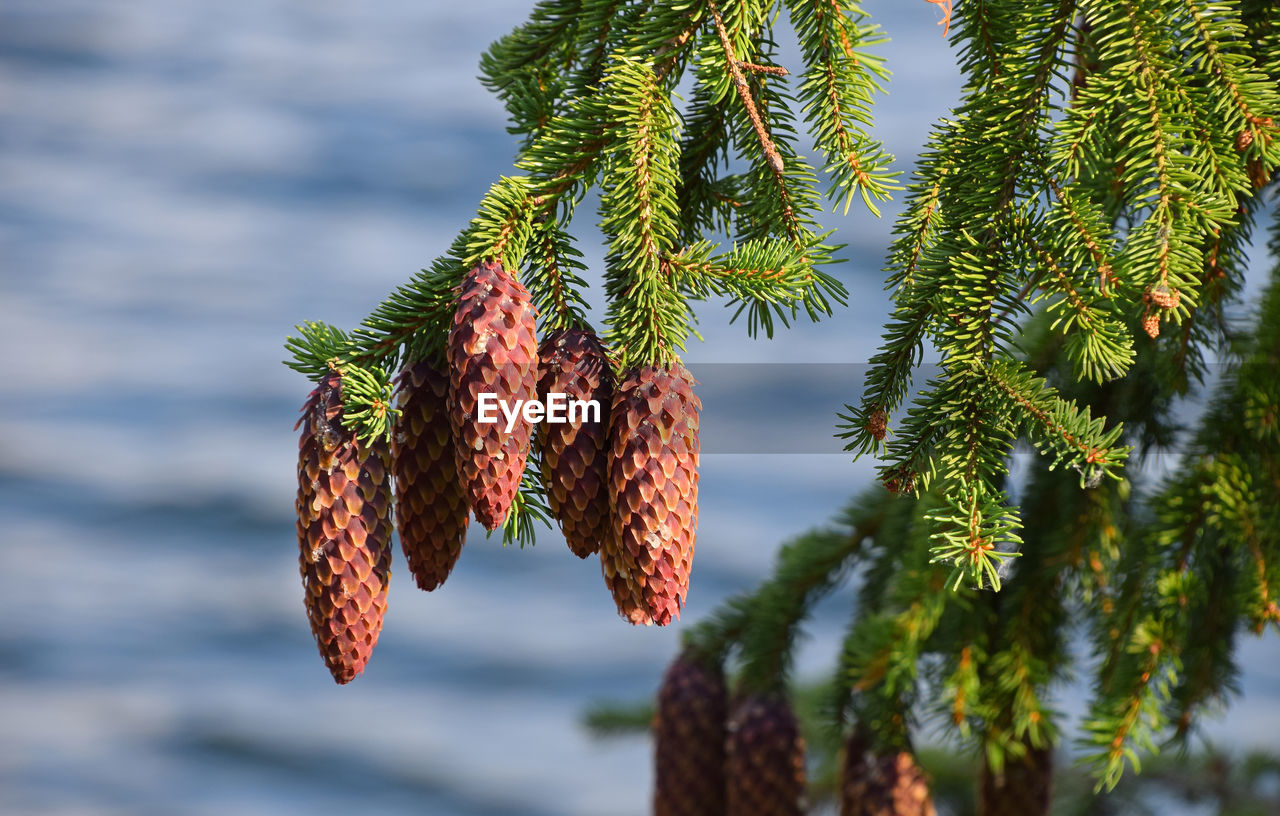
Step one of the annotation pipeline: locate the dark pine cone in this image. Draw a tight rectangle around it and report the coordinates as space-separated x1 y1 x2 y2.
296 371 393 684
653 650 727 816
393 361 469 591
726 694 806 816
537 328 612 558
840 731 937 816
602 363 700 626
447 260 539 530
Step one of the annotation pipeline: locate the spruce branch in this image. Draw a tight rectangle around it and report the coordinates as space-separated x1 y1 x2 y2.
598 55 689 368
284 324 398 442
478 0 581 141
925 479 1024 592
683 493 885 670
708 0 786 176
524 216 592 331
735 527 867 695
831 493 951 745
785 0 900 216
499 461 554 548
1023 227 1134 383
284 321 353 381
666 236 848 338
985 359 1130 485
847 0 1276 593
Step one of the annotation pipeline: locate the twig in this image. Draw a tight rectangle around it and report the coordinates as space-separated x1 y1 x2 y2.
708 0 785 175
925 0 953 37
739 61 788 76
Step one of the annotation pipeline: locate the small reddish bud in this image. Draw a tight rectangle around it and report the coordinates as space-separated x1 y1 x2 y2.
865 408 888 442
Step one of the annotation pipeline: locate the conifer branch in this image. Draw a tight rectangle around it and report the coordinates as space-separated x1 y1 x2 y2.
708 1 786 176
524 217 591 331
666 237 848 338
736 528 868 695
599 56 688 368
500 461 554 548
786 0 900 216
986 359 1129 482
831 497 950 745
1024 231 1133 384
684 495 885 670
889 156 951 291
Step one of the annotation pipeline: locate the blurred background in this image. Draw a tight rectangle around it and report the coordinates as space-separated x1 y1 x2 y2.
1 1 1277 814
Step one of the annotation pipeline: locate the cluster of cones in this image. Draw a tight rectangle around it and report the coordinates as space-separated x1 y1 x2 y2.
654 651 937 816
296 261 701 683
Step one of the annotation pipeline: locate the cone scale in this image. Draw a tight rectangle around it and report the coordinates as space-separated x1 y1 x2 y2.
393 361 469 591
447 260 539 530
602 363 701 625
296 371 393 684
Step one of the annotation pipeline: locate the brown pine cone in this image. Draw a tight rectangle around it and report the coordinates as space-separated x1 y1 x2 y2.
726 695 806 816
393 361 469 591
978 745 1053 816
296 371 393 684
840 732 936 816
602 363 701 626
448 260 539 530
537 328 612 558
653 650 728 816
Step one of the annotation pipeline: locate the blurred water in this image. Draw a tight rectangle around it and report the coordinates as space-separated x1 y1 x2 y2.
1 2 1276 815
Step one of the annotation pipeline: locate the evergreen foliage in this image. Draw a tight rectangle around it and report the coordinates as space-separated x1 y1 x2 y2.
280 0 1280 808
283 0 895 544
585 1 1279 810
841 0 1280 587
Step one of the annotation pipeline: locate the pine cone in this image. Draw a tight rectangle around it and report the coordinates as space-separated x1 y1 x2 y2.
296 371 393 684
448 260 539 530
654 650 727 816
726 695 806 816
537 328 612 558
840 732 936 816
393 361 469 591
602 363 701 625
978 745 1053 816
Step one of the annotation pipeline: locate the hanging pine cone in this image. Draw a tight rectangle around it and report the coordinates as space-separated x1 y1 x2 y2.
448 260 539 530
392 361 469 591
602 363 700 625
296 371 393 684
653 650 728 816
537 328 612 558
726 694 806 816
840 732 936 816
978 745 1053 816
